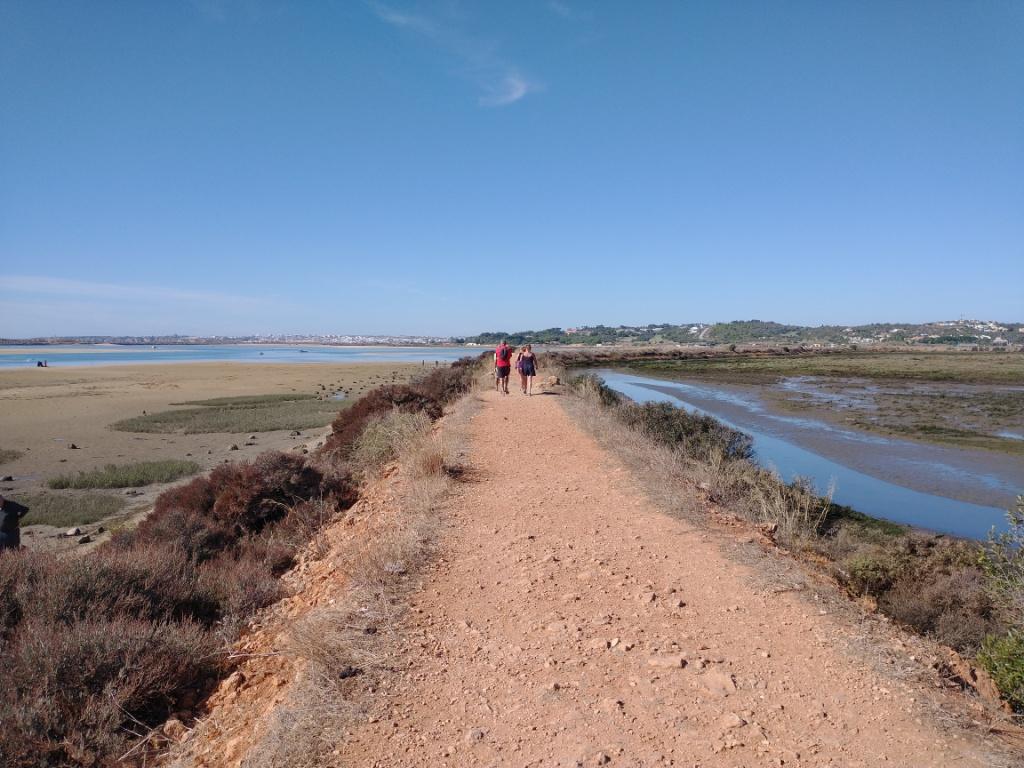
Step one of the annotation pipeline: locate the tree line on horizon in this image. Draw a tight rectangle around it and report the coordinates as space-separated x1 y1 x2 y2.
459 319 1023 347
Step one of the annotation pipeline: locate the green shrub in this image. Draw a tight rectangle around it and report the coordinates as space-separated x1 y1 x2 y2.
843 552 899 595
978 630 1024 712
619 401 753 462
981 496 1024 628
48 460 200 489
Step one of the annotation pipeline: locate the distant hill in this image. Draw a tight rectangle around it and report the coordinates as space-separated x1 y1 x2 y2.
459 319 1023 347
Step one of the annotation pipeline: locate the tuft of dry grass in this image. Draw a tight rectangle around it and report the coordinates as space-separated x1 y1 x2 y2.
0 448 23 465
350 410 433 479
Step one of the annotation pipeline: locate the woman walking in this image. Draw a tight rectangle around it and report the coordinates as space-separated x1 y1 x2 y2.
518 344 538 395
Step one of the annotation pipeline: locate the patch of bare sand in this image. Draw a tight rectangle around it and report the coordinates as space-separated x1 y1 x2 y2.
0 362 418 550
335 389 1014 767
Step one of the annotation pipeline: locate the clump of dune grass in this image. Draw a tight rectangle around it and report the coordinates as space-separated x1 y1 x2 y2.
111 393 351 435
351 410 433 478
48 459 201 490
10 492 127 528
0 448 23 465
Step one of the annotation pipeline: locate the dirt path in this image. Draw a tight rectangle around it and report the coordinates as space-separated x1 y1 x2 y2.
339 389 1007 767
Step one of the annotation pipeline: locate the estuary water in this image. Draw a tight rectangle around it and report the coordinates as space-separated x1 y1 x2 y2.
0 344 481 368
595 369 1021 540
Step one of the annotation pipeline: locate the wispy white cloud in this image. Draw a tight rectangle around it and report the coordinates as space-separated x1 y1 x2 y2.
547 1 572 19
370 2 539 107
479 72 531 107
0 275 264 308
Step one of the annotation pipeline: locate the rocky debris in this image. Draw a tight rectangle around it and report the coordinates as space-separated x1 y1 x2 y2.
125 489 142 496
290 430 302 436
229 444 239 451
68 443 79 449
646 654 687 669
244 441 257 446
717 712 747 731
1 475 13 482
248 434 257 440
77 534 92 545
593 751 611 765
465 728 485 744
697 669 737 698
65 527 81 537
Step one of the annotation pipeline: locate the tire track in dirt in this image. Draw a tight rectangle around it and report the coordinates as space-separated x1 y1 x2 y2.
339 389 1005 767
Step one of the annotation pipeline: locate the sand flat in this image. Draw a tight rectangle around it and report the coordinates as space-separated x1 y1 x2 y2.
0 362 420 542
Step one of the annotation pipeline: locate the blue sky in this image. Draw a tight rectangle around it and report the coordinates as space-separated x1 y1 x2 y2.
1 1 1021 337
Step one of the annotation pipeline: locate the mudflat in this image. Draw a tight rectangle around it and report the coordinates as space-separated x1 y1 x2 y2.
0 362 420 545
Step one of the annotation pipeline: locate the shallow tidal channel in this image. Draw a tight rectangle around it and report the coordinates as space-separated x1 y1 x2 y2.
594 369 1023 540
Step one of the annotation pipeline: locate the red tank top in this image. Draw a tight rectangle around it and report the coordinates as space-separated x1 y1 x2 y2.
495 344 512 367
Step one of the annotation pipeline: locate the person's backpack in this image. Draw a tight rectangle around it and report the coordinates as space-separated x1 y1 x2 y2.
497 345 511 364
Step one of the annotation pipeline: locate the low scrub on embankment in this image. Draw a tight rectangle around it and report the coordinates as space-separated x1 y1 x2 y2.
0 358 479 767
565 373 1024 713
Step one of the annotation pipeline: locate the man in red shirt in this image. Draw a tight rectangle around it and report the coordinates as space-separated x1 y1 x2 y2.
494 341 512 394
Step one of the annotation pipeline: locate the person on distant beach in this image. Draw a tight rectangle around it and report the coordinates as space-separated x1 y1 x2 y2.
0 495 30 551
518 344 538 395
494 340 512 394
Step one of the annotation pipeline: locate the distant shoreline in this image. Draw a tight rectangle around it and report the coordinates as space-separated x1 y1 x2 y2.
0 344 481 369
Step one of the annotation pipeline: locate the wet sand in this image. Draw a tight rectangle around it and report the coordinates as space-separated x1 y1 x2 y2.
0 362 420 547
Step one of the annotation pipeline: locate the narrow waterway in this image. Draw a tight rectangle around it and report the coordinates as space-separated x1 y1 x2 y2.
595 370 1022 540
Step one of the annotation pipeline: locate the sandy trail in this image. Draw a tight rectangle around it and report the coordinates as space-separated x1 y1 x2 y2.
340 388 1004 767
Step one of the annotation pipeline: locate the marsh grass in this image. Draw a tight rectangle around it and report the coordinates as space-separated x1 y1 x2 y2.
48 459 200 489
0 448 23 465
175 394 319 407
630 351 1024 385
111 394 351 434
10 492 127 528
